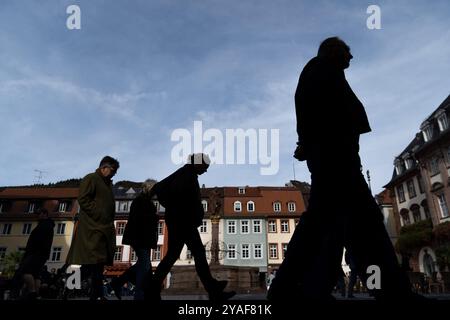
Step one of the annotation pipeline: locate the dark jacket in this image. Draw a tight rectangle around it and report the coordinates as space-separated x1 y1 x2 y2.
66 170 116 265
153 164 204 228
25 218 55 259
122 193 158 249
295 56 371 159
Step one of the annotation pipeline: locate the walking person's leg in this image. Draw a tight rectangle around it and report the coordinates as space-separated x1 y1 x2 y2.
134 248 150 300
145 227 185 300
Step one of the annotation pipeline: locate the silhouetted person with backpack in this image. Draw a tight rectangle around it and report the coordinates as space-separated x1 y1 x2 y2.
268 37 417 302
111 179 158 300
14 208 54 300
145 153 235 301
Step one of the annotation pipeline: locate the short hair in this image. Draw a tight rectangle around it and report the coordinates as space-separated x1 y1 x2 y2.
142 179 156 193
317 37 350 58
189 153 211 165
99 156 120 169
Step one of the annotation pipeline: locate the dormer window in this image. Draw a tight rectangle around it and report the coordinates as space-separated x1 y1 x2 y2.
394 159 406 175
273 201 281 212
58 201 72 213
202 200 208 212
421 125 433 142
437 113 448 132
238 187 246 194
404 158 414 170
234 201 242 212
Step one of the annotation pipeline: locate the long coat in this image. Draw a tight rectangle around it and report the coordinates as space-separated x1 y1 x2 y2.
153 164 204 228
122 193 158 249
66 170 116 265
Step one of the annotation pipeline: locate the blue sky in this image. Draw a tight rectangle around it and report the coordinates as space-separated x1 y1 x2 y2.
1 0 449 194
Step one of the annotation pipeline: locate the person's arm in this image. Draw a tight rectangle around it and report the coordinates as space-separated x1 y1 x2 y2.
77 175 96 216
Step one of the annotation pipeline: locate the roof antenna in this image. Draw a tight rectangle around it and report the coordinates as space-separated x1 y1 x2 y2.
34 169 47 184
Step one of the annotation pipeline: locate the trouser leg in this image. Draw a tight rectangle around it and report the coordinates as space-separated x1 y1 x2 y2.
186 229 216 293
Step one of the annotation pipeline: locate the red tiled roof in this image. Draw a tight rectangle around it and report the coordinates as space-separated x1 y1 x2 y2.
0 187 79 199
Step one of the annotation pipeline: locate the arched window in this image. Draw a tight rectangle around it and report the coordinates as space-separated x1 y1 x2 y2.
421 200 431 219
247 201 255 212
400 209 410 226
234 201 242 212
288 202 296 212
410 204 421 223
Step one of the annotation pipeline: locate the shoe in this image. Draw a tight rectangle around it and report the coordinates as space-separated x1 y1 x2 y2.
110 279 122 300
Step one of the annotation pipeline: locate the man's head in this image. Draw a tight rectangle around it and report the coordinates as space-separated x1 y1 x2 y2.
99 156 120 179
317 37 353 70
188 153 210 175
142 179 156 194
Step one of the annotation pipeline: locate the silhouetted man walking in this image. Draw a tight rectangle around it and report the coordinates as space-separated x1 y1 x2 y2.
67 156 119 300
268 37 415 301
145 153 235 301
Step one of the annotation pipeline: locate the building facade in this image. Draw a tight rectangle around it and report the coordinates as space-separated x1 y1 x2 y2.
385 94 450 276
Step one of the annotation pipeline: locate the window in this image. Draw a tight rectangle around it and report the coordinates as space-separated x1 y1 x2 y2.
288 202 296 212
405 158 414 170
22 223 32 235
247 201 255 212
152 246 162 261
407 180 416 199
273 202 281 212
269 244 278 259
114 246 123 262
281 220 289 233
227 220 236 234
117 201 129 213
241 220 249 234
130 249 137 262
199 220 207 233
153 201 159 212
422 125 433 142
411 205 421 223
201 200 208 212
56 223 66 235
1 224 12 235
400 210 410 226
238 187 246 194
282 243 288 259
227 244 237 259
233 201 242 212
186 249 192 260
437 114 448 132
429 157 440 176
268 220 277 233
252 220 261 233
437 194 449 218
241 244 250 259
417 176 425 194
18 247 26 254
422 201 431 219
157 221 164 235
50 247 62 262
116 222 126 235
0 201 9 213
254 244 262 259
0 247 6 262
27 202 36 214
58 201 71 213
397 185 406 203
295 219 300 226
